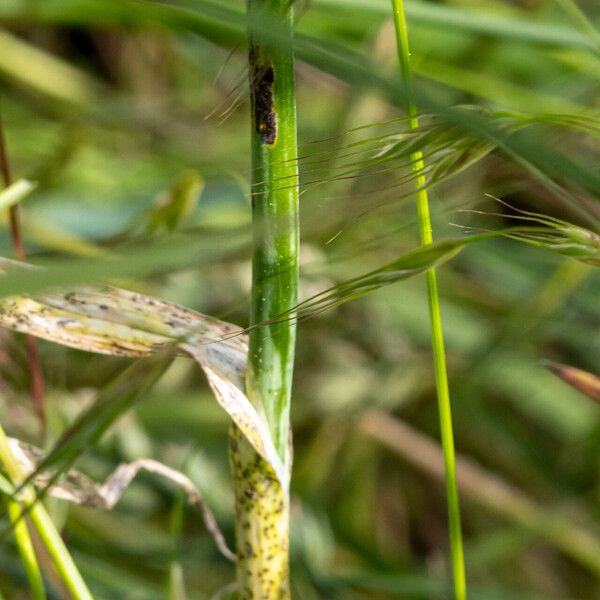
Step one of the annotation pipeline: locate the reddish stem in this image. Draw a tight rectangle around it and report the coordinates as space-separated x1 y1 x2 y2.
0 113 46 431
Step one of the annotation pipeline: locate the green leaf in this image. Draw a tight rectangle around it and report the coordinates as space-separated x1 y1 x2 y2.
146 171 204 234
0 29 99 104
290 239 465 319
312 0 594 50
26 347 175 485
0 179 36 212
0 232 250 298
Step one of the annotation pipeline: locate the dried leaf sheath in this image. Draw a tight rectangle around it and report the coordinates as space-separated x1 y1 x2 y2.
0 274 286 488
229 427 289 599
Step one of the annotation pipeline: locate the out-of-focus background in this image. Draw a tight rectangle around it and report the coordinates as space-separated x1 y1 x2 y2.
1 1 600 598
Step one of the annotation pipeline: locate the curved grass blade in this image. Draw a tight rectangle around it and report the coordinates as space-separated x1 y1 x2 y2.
0 426 93 600
7 438 235 562
555 0 600 55
2 493 46 600
25 347 176 482
5 0 595 54
312 0 595 50
463 200 600 265
0 232 250 300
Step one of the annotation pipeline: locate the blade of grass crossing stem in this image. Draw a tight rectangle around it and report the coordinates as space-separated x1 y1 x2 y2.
27 348 176 484
0 425 93 600
390 1 466 598
231 0 299 598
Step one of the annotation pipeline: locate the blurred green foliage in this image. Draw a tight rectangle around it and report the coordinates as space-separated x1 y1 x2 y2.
0 0 599 598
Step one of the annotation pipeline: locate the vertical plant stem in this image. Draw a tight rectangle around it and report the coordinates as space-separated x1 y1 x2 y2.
390 2 467 599
246 0 298 461
6 499 47 600
167 493 186 600
230 0 299 598
0 100 49 600
0 111 46 431
0 425 93 600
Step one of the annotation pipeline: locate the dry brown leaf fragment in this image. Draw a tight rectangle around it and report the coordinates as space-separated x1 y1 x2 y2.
543 360 600 402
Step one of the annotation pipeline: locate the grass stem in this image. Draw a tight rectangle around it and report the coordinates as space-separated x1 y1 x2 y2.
7 500 47 600
229 1 299 597
0 110 46 432
246 0 299 462
390 2 466 598
0 425 93 600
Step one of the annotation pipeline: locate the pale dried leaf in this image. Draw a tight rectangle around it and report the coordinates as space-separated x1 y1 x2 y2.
8 437 236 561
0 257 286 487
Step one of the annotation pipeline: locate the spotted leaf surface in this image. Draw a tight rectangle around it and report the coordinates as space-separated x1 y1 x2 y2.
0 258 286 487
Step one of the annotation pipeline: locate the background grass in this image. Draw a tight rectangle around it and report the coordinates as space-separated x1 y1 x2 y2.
0 1 600 598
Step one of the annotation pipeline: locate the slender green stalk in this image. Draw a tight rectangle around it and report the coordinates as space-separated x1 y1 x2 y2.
230 0 299 597
246 0 299 461
390 2 466 599
0 426 93 600
6 500 46 599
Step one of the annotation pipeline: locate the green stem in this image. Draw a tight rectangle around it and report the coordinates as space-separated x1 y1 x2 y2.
7 500 46 600
390 1 467 599
231 1 299 598
0 426 93 600
246 0 299 462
